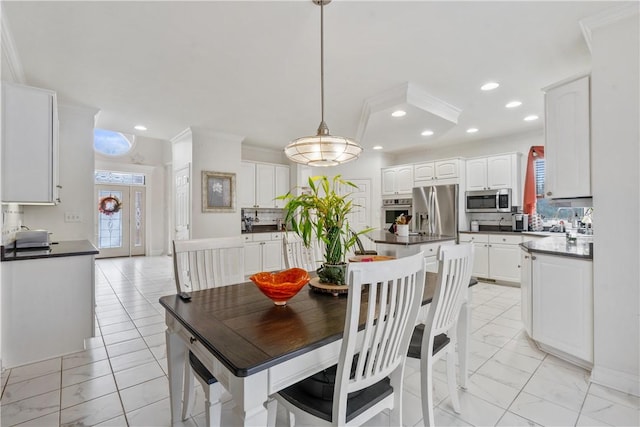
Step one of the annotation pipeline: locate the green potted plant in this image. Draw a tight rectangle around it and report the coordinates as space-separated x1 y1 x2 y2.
277 175 373 286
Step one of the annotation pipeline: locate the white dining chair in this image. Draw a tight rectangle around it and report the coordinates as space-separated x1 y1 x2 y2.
282 232 324 272
406 243 474 426
172 236 245 427
267 251 426 427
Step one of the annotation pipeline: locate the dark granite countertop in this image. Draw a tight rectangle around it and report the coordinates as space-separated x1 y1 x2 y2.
365 230 456 246
520 236 593 260
1 240 99 261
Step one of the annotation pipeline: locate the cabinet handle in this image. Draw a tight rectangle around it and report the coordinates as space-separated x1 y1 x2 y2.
517 265 521 268
189 336 197 344
502 238 506 242
524 255 529 259
531 256 537 260
56 185 62 189
546 191 552 196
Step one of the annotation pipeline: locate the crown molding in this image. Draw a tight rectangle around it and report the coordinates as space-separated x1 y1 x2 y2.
1 12 26 83
580 2 640 53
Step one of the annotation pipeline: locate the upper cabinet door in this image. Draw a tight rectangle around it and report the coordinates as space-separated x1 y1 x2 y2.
466 158 488 191
544 76 591 199
381 168 397 195
238 162 256 208
434 159 459 179
255 163 276 208
274 165 290 208
414 162 435 181
395 166 414 194
2 82 59 204
487 155 512 189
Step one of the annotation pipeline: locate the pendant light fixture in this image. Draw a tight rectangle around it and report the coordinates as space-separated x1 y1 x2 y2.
284 0 362 167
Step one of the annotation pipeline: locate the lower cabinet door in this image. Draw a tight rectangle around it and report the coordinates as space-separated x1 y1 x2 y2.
262 240 282 272
489 243 521 282
532 254 593 363
244 243 262 276
473 243 489 278
520 249 532 336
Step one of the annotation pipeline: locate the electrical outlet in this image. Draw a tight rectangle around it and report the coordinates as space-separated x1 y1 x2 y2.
64 212 82 223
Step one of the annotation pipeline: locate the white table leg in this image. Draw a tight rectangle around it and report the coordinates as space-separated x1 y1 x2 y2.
228 370 270 427
166 328 186 423
457 300 470 389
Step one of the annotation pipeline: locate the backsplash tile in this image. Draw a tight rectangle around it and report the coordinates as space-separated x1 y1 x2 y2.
2 203 23 245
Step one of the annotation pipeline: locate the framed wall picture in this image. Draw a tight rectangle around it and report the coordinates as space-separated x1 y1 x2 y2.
202 171 236 212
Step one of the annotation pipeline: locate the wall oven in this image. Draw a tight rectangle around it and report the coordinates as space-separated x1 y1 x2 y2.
382 198 412 229
465 189 512 213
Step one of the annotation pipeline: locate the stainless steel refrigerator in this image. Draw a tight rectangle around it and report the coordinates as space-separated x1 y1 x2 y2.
412 184 458 237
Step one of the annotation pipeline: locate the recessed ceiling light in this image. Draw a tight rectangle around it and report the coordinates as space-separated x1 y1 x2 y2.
391 110 406 118
372 145 383 150
421 130 434 136
524 115 539 121
466 128 479 134
505 101 522 108
480 82 500 91
134 125 147 131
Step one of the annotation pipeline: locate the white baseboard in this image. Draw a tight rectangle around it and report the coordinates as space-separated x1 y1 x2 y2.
150 249 164 256
591 365 640 397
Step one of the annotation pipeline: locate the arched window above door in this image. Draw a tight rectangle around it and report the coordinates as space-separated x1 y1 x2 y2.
94 128 135 156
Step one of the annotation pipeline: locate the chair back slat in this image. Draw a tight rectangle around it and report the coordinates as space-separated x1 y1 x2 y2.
429 244 474 337
282 233 324 272
173 237 245 292
333 252 426 422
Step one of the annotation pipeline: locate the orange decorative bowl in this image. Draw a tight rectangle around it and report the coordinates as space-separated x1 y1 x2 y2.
250 268 310 306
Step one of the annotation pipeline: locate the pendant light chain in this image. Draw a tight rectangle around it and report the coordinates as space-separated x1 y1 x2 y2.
320 0 325 126
284 0 363 166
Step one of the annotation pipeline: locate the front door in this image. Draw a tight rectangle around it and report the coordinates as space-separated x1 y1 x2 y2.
96 184 146 258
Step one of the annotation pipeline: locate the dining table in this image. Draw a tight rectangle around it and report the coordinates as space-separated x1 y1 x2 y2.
159 272 476 426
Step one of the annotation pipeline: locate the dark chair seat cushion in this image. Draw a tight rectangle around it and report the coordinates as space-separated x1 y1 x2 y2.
189 351 218 385
278 374 392 423
407 324 450 359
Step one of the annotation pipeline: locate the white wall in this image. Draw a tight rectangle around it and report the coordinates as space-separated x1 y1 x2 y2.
190 128 243 238
96 135 171 256
23 104 98 243
589 10 640 396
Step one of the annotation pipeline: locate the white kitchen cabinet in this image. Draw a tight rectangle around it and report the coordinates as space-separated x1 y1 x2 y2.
465 154 520 202
1 252 95 368
543 75 591 199
1 82 59 204
520 248 532 336
414 159 460 185
459 232 522 283
239 161 290 208
459 233 489 278
381 165 413 196
419 240 456 273
532 253 593 366
243 232 283 276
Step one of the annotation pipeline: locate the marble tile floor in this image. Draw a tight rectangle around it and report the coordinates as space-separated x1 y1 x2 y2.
1 256 639 426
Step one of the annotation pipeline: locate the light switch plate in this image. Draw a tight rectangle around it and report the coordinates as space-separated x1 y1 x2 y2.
64 212 82 223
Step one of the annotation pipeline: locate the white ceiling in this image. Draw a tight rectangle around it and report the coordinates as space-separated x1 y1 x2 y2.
3 1 617 155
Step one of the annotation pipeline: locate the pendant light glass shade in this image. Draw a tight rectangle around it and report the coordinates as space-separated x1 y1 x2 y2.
285 0 363 167
285 122 362 167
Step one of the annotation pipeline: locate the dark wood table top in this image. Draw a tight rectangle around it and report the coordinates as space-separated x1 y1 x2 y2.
159 273 476 378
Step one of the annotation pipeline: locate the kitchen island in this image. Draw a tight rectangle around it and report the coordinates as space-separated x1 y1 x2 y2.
365 231 456 272
1 240 98 368
520 235 593 369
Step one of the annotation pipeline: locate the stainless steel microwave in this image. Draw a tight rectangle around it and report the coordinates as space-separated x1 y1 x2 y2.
465 189 512 213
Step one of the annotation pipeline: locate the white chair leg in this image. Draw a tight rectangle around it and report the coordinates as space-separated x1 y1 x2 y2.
204 394 222 427
265 397 278 427
420 353 436 427
446 349 461 414
182 359 195 420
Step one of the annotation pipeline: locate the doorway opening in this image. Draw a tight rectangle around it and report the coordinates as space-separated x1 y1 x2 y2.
95 171 146 258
